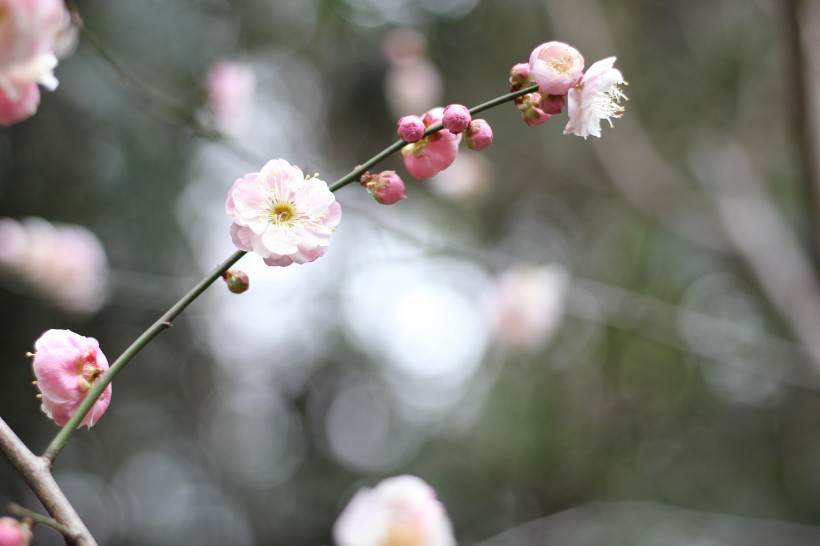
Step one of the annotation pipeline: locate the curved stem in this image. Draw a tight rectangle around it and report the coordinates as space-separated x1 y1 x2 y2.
43 250 246 463
8 503 73 537
44 82 540 462
327 83 538 192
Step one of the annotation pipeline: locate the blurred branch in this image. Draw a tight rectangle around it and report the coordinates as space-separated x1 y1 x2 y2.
692 139 820 374
0 419 94 545
785 0 820 265
474 500 820 546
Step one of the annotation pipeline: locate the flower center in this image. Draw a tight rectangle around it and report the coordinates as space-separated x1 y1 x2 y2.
380 522 425 546
592 82 628 127
268 201 297 225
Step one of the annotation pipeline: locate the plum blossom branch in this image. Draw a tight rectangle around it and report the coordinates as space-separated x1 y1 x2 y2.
0 418 94 545
327 83 538 193
43 250 246 463
7 503 73 537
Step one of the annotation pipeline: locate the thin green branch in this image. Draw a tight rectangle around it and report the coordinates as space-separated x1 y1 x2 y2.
7 503 74 538
43 250 246 463
327 83 538 192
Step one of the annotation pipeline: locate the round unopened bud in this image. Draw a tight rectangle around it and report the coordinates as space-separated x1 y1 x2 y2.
223 269 249 294
397 115 426 143
361 171 407 205
442 104 471 134
465 119 493 151
509 63 531 90
0 518 32 546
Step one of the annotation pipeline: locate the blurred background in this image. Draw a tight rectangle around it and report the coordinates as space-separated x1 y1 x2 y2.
3 0 820 544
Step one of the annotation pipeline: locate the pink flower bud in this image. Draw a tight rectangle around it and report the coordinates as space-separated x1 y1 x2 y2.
0 518 32 546
541 94 565 115
32 329 112 428
465 119 493 151
223 269 249 294
401 107 461 179
397 115 426 143
442 104 471 134
516 93 551 126
361 171 407 205
529 41 584 96
509 63 531 90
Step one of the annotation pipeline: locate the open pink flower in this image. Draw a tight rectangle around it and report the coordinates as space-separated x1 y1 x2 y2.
333 475 456 546
0 0 67 125
528 41 584 96
401 107 461 179
227 159 341 267
564 57 627 139
0 518 32 546
32 329 112 428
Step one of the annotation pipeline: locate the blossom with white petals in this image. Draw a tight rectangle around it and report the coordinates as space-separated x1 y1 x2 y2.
226 159 341 267
334 475 456 546
564 57 627 139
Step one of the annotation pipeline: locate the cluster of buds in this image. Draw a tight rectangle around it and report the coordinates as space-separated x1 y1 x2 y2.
511 41 627 138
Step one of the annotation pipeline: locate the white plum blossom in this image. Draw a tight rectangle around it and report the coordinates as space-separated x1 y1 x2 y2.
0 217 108 314
226 158 342 267
334 475 456 546
488 264 569 349
564 57 627 139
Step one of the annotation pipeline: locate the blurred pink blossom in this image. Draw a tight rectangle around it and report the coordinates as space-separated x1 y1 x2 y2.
333 475 456 546
0 518 31 546
488 265 569 349
226 158 341 267
0 0 68 125
430 151 492 201
0 217 108 314
383 29 442 118
207 60 255 133
528 41 584 96
32 329 112 428
564 57 627 139
401 107 461 179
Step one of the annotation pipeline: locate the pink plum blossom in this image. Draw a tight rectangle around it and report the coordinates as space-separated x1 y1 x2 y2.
226 158 342 267
333 475 456 546
361 170 407 205
32 329 112 428
488 265 569 349
207 60 255 133
465 119 493 151
0 518 31 546
528 41 584 96
0 0 68 125
564 57 627 139
0 217 108 314
397 115 426 143
442 104 471 134
401 107 461 180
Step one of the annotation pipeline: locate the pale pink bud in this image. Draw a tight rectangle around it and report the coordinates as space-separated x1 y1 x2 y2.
442 104 471 134
334 475 456 546
516 93 551 126
31 329 112 428
465 119 493 151
529 41 584 96
401 107 461 180
361 170 407 205
397 115 426 143
0 518 32 546
542 94 565 115
0 82 40 126
509 62 531 90
223 269 249 294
